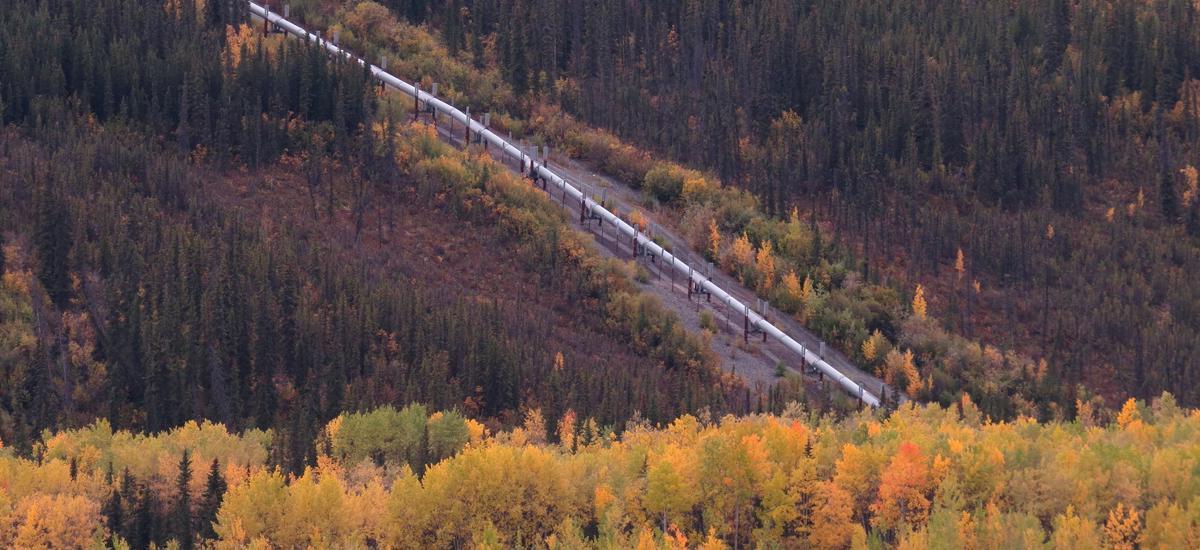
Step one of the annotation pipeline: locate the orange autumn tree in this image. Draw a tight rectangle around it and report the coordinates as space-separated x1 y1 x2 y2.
1104 503 1143 550
871 442 932 534
882 349 921 397
708 218 722 261
911 284 927 320
779 270 803 313
727 232 755 282
755 241 776 292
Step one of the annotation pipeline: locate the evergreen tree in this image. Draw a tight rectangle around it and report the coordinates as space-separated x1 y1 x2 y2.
175 450 194 550
34 187 72 309
198 458 226 541
132 483 158 550
118 469 137 544
1162 166 1180 221
102 463 123 547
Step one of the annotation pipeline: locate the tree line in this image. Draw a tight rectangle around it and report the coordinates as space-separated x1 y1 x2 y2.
3 395 1196 548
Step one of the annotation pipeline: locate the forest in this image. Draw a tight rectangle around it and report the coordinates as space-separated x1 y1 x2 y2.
2 0 1200 548
291 0 1200 412
0 0 780 461
3 396 1199 548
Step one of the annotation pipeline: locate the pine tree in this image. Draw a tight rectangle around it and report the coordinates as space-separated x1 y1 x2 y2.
133 483 158 550
118 469 137 544
198 458 226 540
175 450 194 550
1161 165 1179 221
102 463 122 545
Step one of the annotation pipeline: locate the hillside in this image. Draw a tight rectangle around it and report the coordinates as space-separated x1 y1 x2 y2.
2 0 1200 548
292 0 1200 415
0 0 788 456
281 0 1058 418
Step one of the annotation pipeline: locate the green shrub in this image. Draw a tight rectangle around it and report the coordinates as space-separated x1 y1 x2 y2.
644 164 684 203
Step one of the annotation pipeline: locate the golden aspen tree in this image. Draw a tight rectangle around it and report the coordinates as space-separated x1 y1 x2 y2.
833 444 880 524
11 494 103 548
1106 207 1116 222
781 271 802 309
881 349 919 396
809 481 856 549
553 351 565 372
708 219 722 261
912 284 927 320
956 510 977 550
903 350 921 397
1116 399 1141 429
783 207 807 258
634 526 658 550
755 241 776 292
861 330 885 364
954 249 965 281
699 527 728 550
557 410 577 451
1141 502 1191 549
1046 224 1055 240
861 336 877 363
1103 503 1143 550
465 419 488 444
729 232 755 278
1050 506 1101 550
799 275 815 322
644 447 698 532
522 408 547 445
882 350 902 385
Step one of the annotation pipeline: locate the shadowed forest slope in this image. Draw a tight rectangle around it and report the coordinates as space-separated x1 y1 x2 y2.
291 0 1200 413
0 0 776 462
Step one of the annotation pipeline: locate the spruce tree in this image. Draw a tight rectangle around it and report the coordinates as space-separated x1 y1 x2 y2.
133 483 157 550
198 458 226 540
102 463 123 546
118 469 137 544
175 450 194 550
